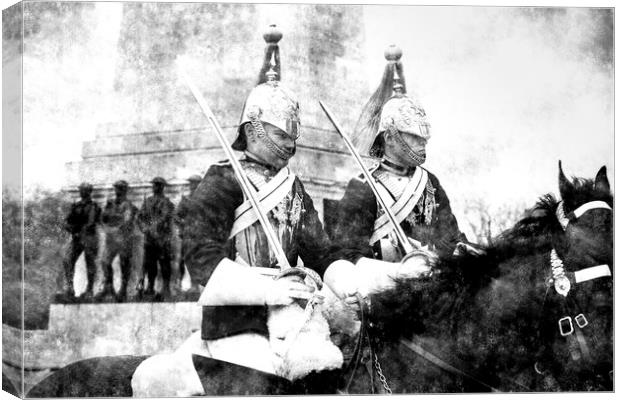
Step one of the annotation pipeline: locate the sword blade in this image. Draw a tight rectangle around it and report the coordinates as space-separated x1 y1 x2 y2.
180 66 291 269
319 100 415 256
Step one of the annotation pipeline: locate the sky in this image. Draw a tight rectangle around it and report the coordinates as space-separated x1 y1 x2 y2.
2 2 614 236
362 6 613 211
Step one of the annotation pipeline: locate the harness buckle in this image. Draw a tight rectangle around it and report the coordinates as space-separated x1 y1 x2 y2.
558 316 574 337
575 313 588 328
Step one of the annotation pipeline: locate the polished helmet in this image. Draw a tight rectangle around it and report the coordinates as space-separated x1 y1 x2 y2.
231 25 301 151
357 45 432 158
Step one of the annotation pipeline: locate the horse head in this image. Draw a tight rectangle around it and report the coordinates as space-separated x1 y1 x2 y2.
362 161 614 392
555 161 613 274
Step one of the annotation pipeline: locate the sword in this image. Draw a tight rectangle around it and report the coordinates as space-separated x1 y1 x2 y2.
179 66 292 270
319 100 417 258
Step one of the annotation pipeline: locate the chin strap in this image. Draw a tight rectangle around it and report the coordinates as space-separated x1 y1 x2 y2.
380 158 414 176
248 117 295 161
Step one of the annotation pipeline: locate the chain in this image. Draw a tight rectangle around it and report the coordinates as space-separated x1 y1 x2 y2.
550 248 571 296
388 125 425 166
373 353 393 394
249 117 294 161
549 249 565 279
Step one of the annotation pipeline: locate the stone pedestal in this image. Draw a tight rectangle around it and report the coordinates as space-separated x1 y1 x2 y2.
3 302 202 391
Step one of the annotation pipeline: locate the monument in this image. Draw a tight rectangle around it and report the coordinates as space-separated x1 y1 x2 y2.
64 3 370 220
5 3 370 393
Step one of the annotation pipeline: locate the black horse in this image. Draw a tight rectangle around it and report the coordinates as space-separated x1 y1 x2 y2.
361 162 613 392
27 163 613 396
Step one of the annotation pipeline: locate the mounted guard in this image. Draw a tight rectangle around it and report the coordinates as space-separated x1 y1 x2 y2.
132 25 347 396
330 45 474 265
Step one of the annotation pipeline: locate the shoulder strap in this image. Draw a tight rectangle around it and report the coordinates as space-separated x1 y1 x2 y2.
228 167 296 239
369 168 428 245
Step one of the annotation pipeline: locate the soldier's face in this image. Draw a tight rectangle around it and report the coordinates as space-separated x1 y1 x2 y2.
189 181 199 193
114 187 126 198
244 122 296 169
152 183 165 195
384 130 427 167
79 188 91 200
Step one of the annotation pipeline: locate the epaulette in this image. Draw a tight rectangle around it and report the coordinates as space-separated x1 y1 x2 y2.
352 174 366 183
352 161 380 183
213 159 232 167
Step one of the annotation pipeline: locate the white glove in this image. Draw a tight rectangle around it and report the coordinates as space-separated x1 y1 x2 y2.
324 260 358 299
198 258 313 306
264 275 316 306
453 242 486 256
400 250 435 278
324 255 434 309
323 260 362 313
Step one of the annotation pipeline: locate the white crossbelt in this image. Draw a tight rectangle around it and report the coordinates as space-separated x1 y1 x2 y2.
228 167 295 239
369 167 428 245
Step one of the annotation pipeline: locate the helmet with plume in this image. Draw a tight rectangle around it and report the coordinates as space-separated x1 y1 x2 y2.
355 45 431 158
231 25 301 152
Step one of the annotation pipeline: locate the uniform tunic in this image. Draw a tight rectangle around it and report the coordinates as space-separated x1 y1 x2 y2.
183 159 337 341
100 198 138 287
101 198 137 235
64 199 101 242
175 195 192 239
63 199 101 290
175 195 192 276
138 195 175 246
332 166 465 261
138 194 175 287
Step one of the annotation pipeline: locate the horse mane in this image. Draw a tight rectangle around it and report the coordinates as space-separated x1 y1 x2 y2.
369 177 614 342
368 193 564 342
492 193 562 256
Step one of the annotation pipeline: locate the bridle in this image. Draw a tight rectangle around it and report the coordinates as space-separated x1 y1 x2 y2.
555 200 612 231
382 199 613 392
535 199 612 379
549 200 612 299
340 293 393 394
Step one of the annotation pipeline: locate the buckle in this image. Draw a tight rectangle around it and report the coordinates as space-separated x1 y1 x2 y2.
575 313 588 328
558 316 574 336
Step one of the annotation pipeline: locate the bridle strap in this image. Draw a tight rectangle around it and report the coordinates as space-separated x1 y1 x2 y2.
574 264 612 283
556 200 612 231
572 201 612 219
400 338 505 392
341 294 370 394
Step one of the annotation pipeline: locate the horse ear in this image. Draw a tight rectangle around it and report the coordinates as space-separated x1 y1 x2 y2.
558 160 572 200
594 166 610 193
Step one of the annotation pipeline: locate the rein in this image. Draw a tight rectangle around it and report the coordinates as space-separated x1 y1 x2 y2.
341 294 392 394
277 267 324 358
548 200 612 298
399 338 501 392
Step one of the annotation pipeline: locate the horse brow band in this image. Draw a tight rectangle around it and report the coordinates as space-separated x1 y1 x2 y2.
571 201 612 219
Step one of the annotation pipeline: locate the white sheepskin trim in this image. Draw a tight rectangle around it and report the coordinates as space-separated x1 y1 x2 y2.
268 303 344 381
